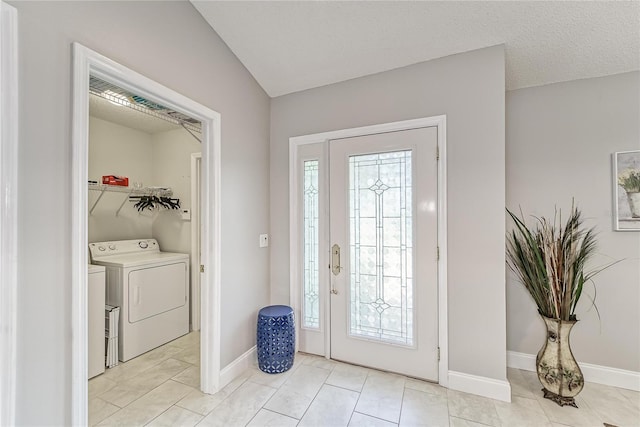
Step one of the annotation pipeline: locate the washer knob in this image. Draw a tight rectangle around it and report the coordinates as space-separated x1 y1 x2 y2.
138 241 149 249
108 244 116 250
98 246 106 251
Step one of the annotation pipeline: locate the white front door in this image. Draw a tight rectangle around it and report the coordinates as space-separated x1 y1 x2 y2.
328 127 439 381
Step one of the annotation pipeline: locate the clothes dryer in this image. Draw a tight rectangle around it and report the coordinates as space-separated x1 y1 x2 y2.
89 239 189 362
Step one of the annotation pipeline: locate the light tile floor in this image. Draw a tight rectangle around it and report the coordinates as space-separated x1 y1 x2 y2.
89 332 640 426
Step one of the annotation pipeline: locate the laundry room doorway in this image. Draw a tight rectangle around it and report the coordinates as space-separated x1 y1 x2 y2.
86 72 203 367
71 44 221 425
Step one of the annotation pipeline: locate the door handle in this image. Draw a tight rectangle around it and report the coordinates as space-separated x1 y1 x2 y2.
331 244 342 276
331 244 341 295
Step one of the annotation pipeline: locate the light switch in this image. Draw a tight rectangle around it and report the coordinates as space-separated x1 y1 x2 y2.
259 234 269 248
181 209 191 221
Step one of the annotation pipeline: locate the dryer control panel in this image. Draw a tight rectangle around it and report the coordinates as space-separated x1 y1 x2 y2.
89 239 159 260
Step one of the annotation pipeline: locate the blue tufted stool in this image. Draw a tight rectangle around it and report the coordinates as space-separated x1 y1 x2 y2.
257 305 295 374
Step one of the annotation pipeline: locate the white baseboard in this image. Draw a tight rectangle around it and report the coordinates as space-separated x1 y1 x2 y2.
507 351 640 392
507 351 536 372
219 346 257 389
448 370 512 402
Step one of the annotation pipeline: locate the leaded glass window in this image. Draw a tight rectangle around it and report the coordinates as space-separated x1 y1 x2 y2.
302 160 320 329
348 151 413 345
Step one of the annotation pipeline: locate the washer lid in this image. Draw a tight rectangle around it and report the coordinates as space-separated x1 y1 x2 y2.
91 251 189 268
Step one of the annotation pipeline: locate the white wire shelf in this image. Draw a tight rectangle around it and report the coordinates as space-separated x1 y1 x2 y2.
89 75 201 134
88 183 173 216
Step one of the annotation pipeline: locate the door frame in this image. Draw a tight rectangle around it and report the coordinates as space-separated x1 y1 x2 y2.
0 2 18 425
191 153 202 331
71 44 222 424
289 116 448 386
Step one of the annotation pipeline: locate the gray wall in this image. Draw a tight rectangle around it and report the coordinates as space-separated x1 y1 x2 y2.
270 46 507 381
11 2 270 425
506 71 640 372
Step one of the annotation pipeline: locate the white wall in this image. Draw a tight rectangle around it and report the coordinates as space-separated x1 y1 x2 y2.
506 71 640 373
151 127 201 255
88 116 154 242
11 2 270 424
270 46 507 381
88 117 200 250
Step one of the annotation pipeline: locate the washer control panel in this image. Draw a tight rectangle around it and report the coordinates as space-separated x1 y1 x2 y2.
89 239 159 260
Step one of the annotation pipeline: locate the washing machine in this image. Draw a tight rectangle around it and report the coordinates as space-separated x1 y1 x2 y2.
88 264 105 378
89 239 189 362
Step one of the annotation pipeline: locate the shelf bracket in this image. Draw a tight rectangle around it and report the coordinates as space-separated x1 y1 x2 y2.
115 190 134 216
89 188 106 215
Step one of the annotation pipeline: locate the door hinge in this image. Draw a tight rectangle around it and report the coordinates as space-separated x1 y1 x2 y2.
200 265 205 273
437 347 441 361
436 145 439 161
437 246 440 261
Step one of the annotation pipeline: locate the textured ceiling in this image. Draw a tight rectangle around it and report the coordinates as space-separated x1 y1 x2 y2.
192 1 640 97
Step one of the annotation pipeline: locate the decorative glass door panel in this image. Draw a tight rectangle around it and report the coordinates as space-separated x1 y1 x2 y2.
295 142 326 356
349 151 413 345
303 160 320 329
329 127 439 381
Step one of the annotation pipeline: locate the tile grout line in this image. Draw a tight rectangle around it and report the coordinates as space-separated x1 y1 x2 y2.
285 360 344 424
179 405 205 422
619 390 640 408
88 397 120 426
170 361 199 388
351 410 399 426
143 401 179 426
208 374 255 418
97 359 196 409
398 379 407 426
446 410 452 427
96 345 187 393
253 366 297 420
345 365 370 425
243 404 263 426
490 398 502 427
89 333 201 424
256 356 369 424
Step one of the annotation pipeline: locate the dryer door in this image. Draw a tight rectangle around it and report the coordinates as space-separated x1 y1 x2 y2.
128 262 187 323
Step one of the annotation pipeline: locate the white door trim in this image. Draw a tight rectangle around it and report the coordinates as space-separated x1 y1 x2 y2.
191 153 202 331
0 3 18 425
71 44 222 425
289 116 448 386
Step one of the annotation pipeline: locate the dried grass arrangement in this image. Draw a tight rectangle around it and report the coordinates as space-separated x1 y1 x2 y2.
506 204 611 321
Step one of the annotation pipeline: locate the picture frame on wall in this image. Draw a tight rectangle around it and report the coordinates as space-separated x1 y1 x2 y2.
613 150 640 231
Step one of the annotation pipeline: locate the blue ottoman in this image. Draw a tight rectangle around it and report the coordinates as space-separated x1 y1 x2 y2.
257 305 295 374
